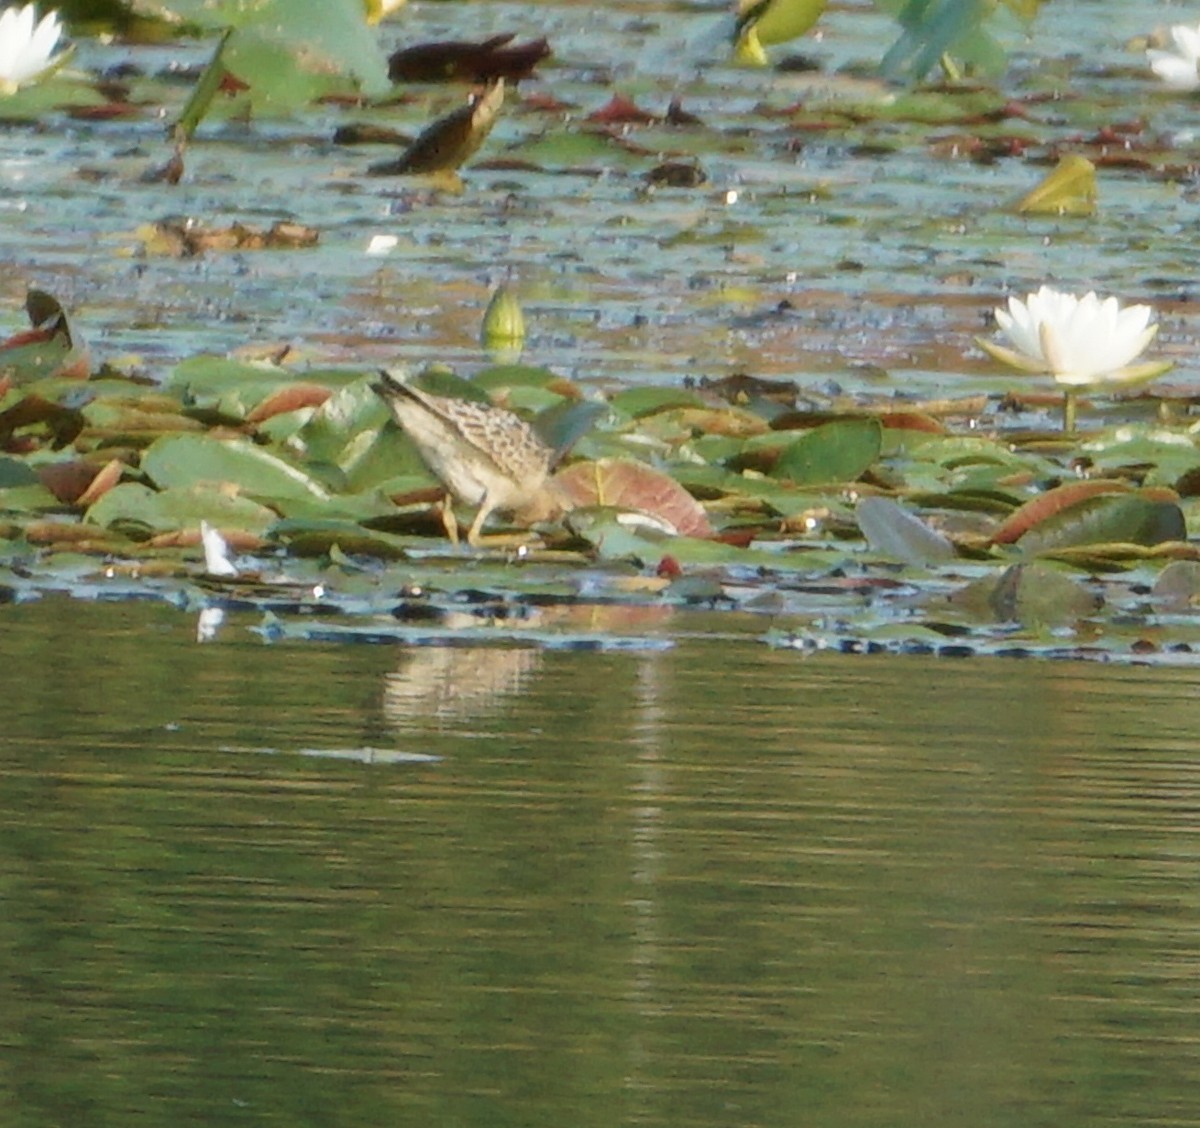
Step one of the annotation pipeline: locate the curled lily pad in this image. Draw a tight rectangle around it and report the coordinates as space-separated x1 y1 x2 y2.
0 291 89 384
1015 492 1186 556
554 458 714 538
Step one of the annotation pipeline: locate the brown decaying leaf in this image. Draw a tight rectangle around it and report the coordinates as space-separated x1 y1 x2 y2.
143 220 319 256
388 34 550 84
24 522 119 546
586 94 657 125
76 459 124 507
151 527 266 553
245 384 334 424
36 460 116 505
553 458 715 538
989 480 1135 545
368 80 505 176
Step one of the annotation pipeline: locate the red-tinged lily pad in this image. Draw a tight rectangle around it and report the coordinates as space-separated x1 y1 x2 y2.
245 383 334 424
772 418 882 486
554 458 715 538
880 411 946 434
0 290 89 383
990 479 1133 545
586 94 657 124
140 433 333 504
1014 492 1186 556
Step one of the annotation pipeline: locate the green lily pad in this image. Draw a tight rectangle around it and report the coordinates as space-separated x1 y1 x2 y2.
141 433 331 503
86 482 278 537
773 418 882 486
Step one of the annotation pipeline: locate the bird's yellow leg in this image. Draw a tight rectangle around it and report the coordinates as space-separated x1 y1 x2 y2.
439 495 460 546
466 497 494 547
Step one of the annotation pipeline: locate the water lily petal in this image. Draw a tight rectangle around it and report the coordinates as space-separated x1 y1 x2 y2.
1094 358 1175 390
975 336 1048 374
1149 24 1200 90
0 4 64 90
1170 22 1200 62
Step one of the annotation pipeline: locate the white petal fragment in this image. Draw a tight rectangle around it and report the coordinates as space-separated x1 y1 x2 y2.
201 521 239 577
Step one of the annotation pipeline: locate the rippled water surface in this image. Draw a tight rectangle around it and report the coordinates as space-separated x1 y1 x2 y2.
3 596 1200 1125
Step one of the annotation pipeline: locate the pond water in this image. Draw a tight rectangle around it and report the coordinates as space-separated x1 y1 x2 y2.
4 595 1200 1125
2 0 1197 392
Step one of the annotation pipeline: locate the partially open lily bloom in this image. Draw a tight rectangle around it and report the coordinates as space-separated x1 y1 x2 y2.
0 4 67 93
1148 22 1200 91
979 285 1170 391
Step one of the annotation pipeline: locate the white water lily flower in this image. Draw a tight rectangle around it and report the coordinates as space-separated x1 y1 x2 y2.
0 4 67 93
1148 23 1200 91
978 285 1170 390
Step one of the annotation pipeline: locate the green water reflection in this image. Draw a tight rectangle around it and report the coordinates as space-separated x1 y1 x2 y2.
1 597 1199 1126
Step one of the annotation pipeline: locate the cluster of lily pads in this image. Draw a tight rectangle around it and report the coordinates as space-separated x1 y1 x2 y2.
2 2 1200 660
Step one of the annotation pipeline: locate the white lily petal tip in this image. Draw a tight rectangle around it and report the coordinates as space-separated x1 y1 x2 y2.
0 5 67 92
1148 23 1200 91
366 234 398 256
201 521 239 577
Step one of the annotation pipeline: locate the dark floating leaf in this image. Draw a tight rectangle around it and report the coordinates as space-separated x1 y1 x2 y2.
368 80 505 175
1152 559 1200 611
388 34 550 83
333 122 412 146
644 160 707 188
947 562 1100 627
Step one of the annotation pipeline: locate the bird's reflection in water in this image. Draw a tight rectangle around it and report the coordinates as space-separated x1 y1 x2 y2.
382 643 542 728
